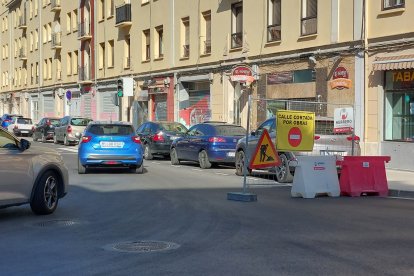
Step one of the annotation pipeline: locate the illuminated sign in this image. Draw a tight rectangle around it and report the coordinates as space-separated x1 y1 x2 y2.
330 66 352 90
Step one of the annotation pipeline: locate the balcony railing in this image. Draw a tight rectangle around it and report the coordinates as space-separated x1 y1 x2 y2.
301 16 317 36
18 15 27 29
204 40 211 54
78 66 92 83
51 32 62 48
78 21 92 40
183 44 190 58
19 48 27 60
115 3 132 27
267 24 281 42
51 0 61 12
231 32 243 49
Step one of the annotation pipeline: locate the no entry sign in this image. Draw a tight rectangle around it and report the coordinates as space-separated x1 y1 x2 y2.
276 110 315 151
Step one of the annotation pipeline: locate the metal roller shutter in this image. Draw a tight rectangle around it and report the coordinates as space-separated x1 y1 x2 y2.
43 94 54 113
154 93 167 121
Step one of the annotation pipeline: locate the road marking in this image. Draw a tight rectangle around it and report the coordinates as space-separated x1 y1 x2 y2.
215 172 229 176
171 165 181 168
388 196 414 201
151 162 161 165
192 168 202 172
57 147 78 153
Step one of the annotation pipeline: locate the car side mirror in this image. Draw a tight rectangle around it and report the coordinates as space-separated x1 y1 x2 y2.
19 139 31 151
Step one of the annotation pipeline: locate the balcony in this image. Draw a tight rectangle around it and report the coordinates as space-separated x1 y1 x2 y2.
19 48 27 60
301 16 317 36
203 40 211 54
51 0 61 12
267 24 281 42
78 21 92 41
231 32 243 49
115 3 132 27
51 32 62 49
78 66 93 84
18 15 27 29
182 44 190 58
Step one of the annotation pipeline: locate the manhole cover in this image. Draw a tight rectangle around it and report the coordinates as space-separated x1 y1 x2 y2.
34 219 78 227
107 241 180 253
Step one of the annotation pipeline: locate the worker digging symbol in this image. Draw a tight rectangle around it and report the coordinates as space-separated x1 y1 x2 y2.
259 144 274 162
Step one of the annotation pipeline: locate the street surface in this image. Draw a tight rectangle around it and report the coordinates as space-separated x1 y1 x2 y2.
1 139 413 275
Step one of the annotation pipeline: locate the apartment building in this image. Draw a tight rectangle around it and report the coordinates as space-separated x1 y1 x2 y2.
0 0 413 170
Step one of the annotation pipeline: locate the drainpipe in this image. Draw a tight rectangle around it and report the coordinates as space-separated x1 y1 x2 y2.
363 0 369 154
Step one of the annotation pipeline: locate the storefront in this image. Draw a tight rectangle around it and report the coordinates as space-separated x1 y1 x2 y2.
41 91 55 118
148 76 174 122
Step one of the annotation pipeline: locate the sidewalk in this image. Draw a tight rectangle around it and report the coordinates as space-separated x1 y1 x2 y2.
387 169 414 197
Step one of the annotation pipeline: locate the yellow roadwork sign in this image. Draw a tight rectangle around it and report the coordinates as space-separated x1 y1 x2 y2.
276 110 315 151
250 129 281 169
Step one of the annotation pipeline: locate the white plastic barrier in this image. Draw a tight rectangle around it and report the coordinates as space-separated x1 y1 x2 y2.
291 156 340 199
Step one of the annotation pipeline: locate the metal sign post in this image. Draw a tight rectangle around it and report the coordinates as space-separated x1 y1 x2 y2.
242 94 251 194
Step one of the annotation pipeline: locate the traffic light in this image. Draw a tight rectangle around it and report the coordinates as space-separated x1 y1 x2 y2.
117 78 123 97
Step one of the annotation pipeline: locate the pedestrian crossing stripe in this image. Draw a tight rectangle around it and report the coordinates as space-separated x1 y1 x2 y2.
249 129 281 169
57 147 78 153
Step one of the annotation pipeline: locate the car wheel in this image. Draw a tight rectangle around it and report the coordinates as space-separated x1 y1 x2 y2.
198 150 212 169
33 133 38 142
78 158 87 174
64 135 70 146
275 154 293 183
143 144 153 160
170 148 180 165
53 134 58 144
30 171 59 215
235 150 252 176
131 164 144 174
41 132 47 143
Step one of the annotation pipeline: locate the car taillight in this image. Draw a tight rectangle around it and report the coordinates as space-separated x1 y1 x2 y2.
46 120 51 126
209 137 226 143
14 125 18 129
314 135 320 140
153 132 165 142
347 135 360 143
67 125 72 133
81 136 92 143
132 136 142 144
31 126 35 131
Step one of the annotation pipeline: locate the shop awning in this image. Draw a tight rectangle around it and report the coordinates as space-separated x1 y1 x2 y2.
373 54 414 71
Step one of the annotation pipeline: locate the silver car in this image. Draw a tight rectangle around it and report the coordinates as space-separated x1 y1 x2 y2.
0 127 69 215
54 116 93 146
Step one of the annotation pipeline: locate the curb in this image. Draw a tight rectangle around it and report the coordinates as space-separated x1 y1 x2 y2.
388 189 414 199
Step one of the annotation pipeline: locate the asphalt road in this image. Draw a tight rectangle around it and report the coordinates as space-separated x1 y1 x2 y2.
0 139 413 275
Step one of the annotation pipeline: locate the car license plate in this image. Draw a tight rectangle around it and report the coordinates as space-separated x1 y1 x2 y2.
320 150 347 156
227 152 236 157
100 141 124 148
21 130 28 133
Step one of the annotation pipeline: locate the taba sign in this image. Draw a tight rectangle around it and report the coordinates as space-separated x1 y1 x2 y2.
334 107 354 133
330 66 352 90
230 65 255 83
386 70 414 90
276 110 315 151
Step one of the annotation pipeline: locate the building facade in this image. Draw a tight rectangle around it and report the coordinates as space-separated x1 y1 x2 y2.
0 0 413 170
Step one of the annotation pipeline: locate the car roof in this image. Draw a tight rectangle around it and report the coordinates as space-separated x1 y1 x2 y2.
89 121 132 125
199 122 242 127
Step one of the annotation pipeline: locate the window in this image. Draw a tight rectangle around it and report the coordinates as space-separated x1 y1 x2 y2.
29 0 33 19
98 0 104 21
107 0 114 17
383 0 405 10
124 36 131 68
142 29 150 61
99 42 105 69
73 50 78 75
67 52 72 75
181 17 190 57
47 23 52 42
56 57 62 80
34 29 38 49
72 10 78 31
43 59 47 80
267 0 281 42
42 25 47 43
155 25 163 58
66 12 71 33
29 32 33 51
142 0 149 4
201 11 211 54
34 0 38 16
301 0 317 36
48 58 52 79
231 2 243 48
108 40 114 67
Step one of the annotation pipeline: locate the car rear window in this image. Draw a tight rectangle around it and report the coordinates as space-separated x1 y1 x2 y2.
49 119 60 126
315 120 351 135
160 123 187 133
214 125 246 136
88 125 134 136
17 118 32 124
71 118 92 126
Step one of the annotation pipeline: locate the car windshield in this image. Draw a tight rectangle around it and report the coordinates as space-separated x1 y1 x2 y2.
214 125 246 136
17 118 32 124
49 119 60 126
71 118 92 126
160 123 187 133
89 124 134 136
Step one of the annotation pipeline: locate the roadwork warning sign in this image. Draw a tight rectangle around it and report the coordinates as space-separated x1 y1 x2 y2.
276 110 315 151
250 129 281 169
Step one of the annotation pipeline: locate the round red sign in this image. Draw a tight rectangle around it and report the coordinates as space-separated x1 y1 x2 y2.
231 65 253 76
333 66 348 79
288 127 302 147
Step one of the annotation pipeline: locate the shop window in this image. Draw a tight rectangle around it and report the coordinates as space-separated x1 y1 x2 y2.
301 0 317 36
267 0 281 42
293 69 315 83
383 0 404 10
385 91 414 142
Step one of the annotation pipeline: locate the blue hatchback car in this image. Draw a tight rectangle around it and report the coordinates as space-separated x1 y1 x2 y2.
170 122 246 169
78 121 144 174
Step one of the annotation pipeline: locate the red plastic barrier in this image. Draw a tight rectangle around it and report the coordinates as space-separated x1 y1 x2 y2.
337 156 391 197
